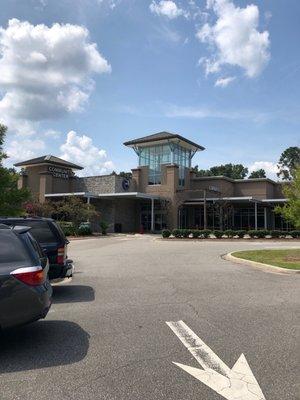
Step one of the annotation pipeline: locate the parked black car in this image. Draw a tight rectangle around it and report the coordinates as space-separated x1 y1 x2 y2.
0 224 52 329
0 217 73 280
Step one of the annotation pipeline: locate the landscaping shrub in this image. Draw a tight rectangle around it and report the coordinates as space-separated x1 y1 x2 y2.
270 230 281 238
182 229 191 238
255 230 269 238
230 230 240 238
224 229 235 238
290 230 300 238
77 225 92 236
192 230 201 238
58 221 77 236
201 229 211 238
164 228 299 239
162 229 171 238
213 230 223 239
248 230 258 238
100 221 109 235
247 229 267 238
172 229 182 238
236 230 246 238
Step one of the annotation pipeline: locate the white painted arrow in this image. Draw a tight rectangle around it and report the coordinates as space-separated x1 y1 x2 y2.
166 320 266 400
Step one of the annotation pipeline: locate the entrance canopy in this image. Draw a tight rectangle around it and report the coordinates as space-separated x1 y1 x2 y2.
183 196 262 206
44 191 162 201
44 191 164 232
183 196 287 206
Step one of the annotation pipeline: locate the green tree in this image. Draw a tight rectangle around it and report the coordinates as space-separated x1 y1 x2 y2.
119 171 132 180
275 167 300 228
0 124 30 216
277 146 300 181
192 167 212 177
51 196 99 228
23 199 54 217
0 124 8 164
249 169 266 178
192 163 248 179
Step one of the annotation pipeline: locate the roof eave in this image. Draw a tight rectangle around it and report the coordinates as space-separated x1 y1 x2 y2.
124 135 205 151
14 160 83 170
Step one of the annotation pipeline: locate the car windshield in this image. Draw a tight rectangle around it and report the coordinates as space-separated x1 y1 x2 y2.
0 231 31 265
12 221 58 244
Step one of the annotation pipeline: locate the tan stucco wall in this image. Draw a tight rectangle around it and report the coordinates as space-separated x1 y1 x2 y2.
234 181 274 199
18 164 75 202
191 177 234 197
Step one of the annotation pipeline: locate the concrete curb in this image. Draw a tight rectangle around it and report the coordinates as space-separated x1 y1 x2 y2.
69 234 159 241
160 237 300 242
223 252 300 275
68 235 107 241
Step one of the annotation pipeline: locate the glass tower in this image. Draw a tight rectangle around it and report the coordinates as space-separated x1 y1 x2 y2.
138 143 191 186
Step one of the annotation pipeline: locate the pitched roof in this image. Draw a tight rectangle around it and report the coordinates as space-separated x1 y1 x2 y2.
123 131 205 150
14 155 83 170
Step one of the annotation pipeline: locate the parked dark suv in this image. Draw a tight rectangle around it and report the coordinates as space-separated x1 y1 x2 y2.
0 224 52 329
0 217 73 280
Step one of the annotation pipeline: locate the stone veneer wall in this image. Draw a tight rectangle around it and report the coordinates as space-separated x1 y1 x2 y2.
76 175 117 194
75 175 135 194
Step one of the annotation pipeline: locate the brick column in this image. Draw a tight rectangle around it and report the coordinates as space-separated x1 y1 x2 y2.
166 164 179 192
39 172 53 203
131 168 141 191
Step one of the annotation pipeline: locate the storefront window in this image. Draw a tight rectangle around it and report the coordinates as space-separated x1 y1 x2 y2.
140 201 167 231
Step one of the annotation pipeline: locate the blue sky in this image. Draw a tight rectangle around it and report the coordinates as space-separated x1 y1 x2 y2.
0 0 299 178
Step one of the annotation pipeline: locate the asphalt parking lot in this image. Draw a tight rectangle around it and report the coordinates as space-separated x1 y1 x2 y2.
0 235 299 400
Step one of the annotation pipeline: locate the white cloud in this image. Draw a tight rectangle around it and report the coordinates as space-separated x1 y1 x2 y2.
60 131 115 177
152 23 182 43
6 138 46 163
264 10 272 23
44 129 61 139
150 1 187 19
165 104 217 119
248 161 279 180
97 0 119 9
164 103 270 122
5 129 61 167
215 76 236 87
197 0 270 79
0 19 111 135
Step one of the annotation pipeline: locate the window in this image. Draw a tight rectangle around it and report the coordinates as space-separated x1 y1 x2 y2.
28 234 44 258
139 145 171 185
14 221 58 244
140 201 167 231
0 231 31 265
138 143 191 186
172 144 190 187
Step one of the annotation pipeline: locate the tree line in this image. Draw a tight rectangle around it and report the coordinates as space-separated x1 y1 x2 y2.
191 146 300 180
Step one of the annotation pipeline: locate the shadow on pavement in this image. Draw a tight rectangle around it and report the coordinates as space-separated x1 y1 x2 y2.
0 320 90 373
52 285 95 303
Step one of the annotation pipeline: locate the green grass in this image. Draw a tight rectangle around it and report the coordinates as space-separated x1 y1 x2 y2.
232 249 300 270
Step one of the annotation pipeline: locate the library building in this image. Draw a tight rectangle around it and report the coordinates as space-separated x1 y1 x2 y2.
15 131 289 232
